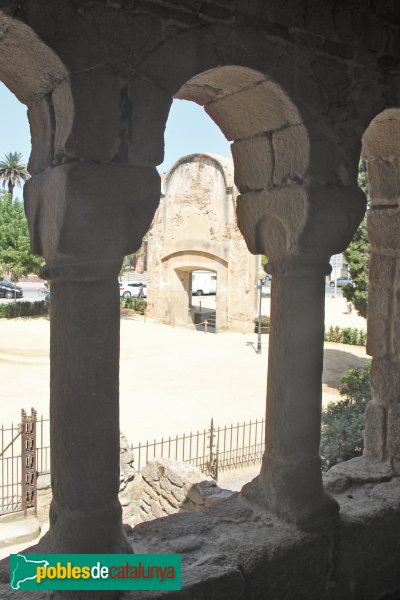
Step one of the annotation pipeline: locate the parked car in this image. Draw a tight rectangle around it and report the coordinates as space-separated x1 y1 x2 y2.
0 279 23 299
119 281 147 298
330 276 353 288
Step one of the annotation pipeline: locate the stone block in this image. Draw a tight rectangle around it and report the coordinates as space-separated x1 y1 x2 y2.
53 65 120 163
366 285 390 358
364 401 388 461
273 120 347 186
159 494 176 515
128 76 172 167
150 500 163 519
205 79 300 141
368 158 400 202
27 96 54 174
0 15 66 105
231 136 273 192
369 252 395 290
177 64 267 106
362 111 400 161
24 162 160 265
371 358 400 405
236 187 307 258
368 208 400 250
326 455 392 484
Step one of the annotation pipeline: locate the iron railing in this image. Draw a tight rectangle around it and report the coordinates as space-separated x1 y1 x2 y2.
0 412 264 515
0 410 49 516
131 417 265 480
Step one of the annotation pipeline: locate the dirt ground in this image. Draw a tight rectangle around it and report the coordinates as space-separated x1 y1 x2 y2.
0 299 368 445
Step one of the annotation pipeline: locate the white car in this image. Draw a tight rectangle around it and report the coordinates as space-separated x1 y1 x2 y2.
119 282 147 298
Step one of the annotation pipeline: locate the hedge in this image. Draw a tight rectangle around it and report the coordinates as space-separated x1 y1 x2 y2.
324 325 366 346
0 301 49 318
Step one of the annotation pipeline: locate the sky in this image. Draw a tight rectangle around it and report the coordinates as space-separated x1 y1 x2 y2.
0 82 231 179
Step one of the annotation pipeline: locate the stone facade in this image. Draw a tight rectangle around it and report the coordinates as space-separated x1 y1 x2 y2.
147 154 258 332
0 1 399 598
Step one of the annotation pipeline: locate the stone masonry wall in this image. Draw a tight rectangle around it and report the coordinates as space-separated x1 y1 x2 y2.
36 436 231 528
147 154 258 333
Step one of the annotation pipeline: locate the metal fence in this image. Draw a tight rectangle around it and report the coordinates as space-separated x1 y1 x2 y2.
0 412 264 516
0 409 49 516
131 417 266 480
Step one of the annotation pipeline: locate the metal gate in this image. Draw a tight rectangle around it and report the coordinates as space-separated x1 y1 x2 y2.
0 409 50 516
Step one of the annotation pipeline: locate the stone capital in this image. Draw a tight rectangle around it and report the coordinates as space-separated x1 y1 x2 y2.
24 162 160 278
266 258 332 278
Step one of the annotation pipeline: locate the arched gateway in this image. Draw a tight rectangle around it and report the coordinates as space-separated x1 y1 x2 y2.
147 153 258 333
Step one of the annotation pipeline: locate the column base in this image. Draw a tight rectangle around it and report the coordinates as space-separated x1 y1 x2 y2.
242 457 339 530
45 499 133 555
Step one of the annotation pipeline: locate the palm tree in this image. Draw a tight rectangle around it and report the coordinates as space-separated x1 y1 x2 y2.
0 152 29 200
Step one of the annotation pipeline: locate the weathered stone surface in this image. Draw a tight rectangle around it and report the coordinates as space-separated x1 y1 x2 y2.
231 136 274 192
53 65 120 162
362 110 400 160
370 357 400 406
388 405 400 471
368 158 400 202
25 162 160 267
368 208 400 251
146 154 257 333
27 95 54 174
0 14 67 105
206 79 301 141
367 286 391 359
326 456 393 484
3 2 400 597
128 75 172 167
364 401 388 462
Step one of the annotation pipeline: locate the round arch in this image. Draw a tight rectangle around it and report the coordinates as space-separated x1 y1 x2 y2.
130 24 364 264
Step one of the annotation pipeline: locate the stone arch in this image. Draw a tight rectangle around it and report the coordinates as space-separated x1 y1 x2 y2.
361 108 400 471
131 24 365 265
0 11 69 174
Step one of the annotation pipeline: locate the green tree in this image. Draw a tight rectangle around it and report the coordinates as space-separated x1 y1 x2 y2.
0 192 43 285
320 362 371 471
0 152 29 200
342 159 370 318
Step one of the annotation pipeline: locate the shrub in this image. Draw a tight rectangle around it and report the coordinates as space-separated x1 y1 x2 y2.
324 325 366 346
320 362 371 471
121 296 147 313
0 300 48 318
254 315 270 328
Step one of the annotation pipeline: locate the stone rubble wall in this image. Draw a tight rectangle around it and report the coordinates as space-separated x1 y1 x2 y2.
36 435 232 528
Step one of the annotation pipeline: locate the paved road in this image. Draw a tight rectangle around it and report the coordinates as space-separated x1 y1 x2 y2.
0 282 47 304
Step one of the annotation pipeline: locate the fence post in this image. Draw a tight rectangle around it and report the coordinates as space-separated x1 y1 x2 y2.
208 418 218 481
20 408 37 516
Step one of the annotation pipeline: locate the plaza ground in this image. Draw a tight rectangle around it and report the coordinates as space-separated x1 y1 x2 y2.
0 294 367 445
0 297 368 556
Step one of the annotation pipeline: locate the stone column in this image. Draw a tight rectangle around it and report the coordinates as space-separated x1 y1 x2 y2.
23 162 160 560
244 260 339 527
362 118 400 474
45 263 132 554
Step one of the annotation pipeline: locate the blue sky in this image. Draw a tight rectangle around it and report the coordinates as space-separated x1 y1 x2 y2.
0 82 231 178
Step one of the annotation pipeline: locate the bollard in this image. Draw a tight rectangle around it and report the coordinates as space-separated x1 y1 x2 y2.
205 319 208 334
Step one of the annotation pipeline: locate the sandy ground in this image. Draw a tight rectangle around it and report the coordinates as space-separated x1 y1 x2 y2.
0 295 368 444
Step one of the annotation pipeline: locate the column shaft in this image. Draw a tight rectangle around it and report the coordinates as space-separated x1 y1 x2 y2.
49 277 130 553
244 265 339 526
